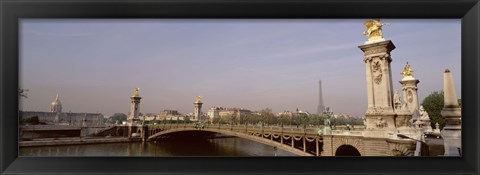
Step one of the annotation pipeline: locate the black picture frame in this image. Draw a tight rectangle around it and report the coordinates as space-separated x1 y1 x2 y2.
1 0 479 174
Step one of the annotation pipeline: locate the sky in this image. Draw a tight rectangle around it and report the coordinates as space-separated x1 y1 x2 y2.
19 19 461 117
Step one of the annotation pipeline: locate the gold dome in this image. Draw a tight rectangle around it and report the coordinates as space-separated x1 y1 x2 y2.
51 94 61 105
50 94 62 112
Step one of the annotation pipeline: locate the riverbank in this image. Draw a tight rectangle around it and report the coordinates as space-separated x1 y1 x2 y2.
19 137 141 147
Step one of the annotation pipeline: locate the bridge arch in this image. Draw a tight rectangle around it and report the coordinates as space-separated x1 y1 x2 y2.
147 128 313 156
335 144 361 156
331 137 364 156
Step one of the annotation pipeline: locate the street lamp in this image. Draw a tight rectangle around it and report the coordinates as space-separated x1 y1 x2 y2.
397 134 429 156
183 115 186 127
280 115 284 128
303 115 308 129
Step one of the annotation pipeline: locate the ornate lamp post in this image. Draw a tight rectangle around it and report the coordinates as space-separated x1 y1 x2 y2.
303 115 307 129
183 115 187 128
280 115 284 128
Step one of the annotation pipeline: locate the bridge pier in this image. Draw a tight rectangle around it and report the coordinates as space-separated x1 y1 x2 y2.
303 137 306 152
142 125 148 142
321 135 334 156
127 125 133 139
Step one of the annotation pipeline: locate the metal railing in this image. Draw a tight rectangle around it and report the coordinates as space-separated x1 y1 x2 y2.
147 123 323 135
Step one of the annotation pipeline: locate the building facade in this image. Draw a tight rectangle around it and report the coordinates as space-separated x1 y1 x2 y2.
21 94 104 126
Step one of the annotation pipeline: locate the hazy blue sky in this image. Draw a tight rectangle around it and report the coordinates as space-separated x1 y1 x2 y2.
20 19 461 117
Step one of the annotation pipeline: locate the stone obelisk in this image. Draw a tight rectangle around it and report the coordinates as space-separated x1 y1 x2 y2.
440 69 462 156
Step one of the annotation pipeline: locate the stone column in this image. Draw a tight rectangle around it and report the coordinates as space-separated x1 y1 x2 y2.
440 69 461 156
359 40 397 131
365 61 375 109
142 125 148 142
399 76 420 114
128 96 142 125
127 88 142 138
194 98 203 122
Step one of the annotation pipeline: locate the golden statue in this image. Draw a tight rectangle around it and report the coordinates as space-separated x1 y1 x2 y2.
133 87 140 97
196 96 202 102
401 62 414 77
363 19 387 41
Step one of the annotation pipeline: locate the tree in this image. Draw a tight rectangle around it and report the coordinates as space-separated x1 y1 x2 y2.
22 116 40 125
421 91 445 129
110 113 128 124
257 108 276 125
229 113 237 125
277 114 289 126
307 114 322 126
249 113 262 125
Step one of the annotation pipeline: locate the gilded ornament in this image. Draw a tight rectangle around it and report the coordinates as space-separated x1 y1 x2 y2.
401 62 414 77
196 96 202 102
363 19 388 42
133 87 140 97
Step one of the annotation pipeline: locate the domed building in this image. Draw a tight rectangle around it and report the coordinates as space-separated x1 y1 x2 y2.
50 94 62 113
21 94 103 125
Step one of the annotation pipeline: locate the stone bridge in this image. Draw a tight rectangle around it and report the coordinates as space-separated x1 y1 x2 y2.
98 123 416 156
146 124 321 156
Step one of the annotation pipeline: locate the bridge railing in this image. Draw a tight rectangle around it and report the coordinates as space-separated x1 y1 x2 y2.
147 123 321 135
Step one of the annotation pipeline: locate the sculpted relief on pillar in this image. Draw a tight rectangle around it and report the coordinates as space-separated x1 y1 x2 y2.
376 117 387 128
406 90 414 103
372 61 383 84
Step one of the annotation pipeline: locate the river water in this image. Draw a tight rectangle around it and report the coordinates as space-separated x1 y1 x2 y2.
19 136 296 156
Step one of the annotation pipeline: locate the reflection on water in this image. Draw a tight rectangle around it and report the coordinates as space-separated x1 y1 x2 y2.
20 137 296 156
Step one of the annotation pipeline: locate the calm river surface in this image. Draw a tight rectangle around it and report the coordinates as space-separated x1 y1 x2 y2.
19 136 296 156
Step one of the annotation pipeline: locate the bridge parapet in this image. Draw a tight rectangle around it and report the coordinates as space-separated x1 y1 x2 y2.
21 125 81 131
331 130 364 136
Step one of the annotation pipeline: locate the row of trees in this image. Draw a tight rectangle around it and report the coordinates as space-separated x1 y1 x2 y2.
107 113 192 125
108 113 128 124
421 91 461 130
211 108 364 127
20 116 45 125
107 108 365 127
